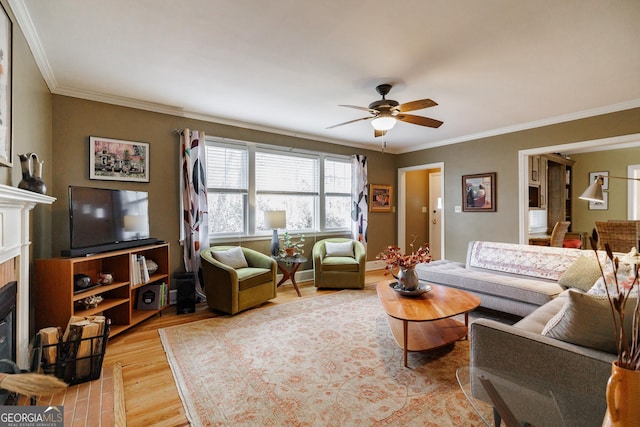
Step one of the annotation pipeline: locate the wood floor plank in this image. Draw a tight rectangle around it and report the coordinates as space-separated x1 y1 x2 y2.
102 271 387 426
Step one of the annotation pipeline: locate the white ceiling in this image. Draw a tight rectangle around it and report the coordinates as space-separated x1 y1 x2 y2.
12 0 640 153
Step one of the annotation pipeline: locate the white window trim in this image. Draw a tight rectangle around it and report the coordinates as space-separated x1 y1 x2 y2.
205 136 352 244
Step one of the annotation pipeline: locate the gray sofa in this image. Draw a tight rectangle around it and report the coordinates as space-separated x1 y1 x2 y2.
415 240 585 317
415 241 616 425
470 291 615 426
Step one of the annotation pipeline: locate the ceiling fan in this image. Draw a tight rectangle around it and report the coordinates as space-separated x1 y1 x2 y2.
327 84 443 138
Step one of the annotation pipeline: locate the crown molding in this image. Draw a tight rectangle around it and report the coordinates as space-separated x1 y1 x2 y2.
9 0 57 91
399 99 640 154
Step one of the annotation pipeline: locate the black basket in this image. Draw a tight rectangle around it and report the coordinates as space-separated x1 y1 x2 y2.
34 319 110 386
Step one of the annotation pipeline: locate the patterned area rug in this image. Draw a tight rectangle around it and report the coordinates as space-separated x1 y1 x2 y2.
159 289 492 426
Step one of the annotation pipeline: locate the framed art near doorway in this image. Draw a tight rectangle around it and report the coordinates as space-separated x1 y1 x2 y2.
462 172 496 212
370 184 392 212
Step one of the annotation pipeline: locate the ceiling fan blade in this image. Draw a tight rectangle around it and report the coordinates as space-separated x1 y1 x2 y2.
397 114 443 128
326 116 372 129
397 98 438 112
339 104 377 113
374 129 387 138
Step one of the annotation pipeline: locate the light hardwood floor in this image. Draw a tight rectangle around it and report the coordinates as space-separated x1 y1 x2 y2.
102 269 388 426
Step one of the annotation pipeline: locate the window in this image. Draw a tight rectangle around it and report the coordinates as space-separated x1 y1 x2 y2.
205 138 351 239
205 142 248 235
256 150 319 232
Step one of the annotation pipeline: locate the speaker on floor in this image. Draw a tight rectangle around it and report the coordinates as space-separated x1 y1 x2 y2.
174 272 196 314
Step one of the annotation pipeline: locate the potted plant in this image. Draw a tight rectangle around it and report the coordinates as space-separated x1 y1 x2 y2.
280 231 305 256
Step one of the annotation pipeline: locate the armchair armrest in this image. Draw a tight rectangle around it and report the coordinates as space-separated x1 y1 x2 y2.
354 240 366 265
242 247 276 271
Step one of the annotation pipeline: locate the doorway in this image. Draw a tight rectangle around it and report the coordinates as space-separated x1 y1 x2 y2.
518 133 640 243
429 172 442 259
398 162 445 260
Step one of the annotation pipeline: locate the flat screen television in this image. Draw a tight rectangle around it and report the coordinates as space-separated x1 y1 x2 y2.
63 186 157 256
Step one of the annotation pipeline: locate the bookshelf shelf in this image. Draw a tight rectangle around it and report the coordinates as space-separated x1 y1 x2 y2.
35 243 170 338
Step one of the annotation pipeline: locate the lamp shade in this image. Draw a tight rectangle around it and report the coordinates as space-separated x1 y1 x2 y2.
371 116 397 131
264 210 286 229
579 177 605 202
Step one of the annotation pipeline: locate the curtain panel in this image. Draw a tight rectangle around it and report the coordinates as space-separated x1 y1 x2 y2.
180 129 209 300
351 154 368 246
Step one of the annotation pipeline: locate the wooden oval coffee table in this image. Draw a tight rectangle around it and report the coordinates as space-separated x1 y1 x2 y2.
376 280 481 367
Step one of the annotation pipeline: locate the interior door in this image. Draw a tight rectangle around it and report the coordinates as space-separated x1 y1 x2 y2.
429 172 442 260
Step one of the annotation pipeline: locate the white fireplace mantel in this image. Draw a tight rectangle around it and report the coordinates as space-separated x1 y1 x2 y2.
0 184 55 368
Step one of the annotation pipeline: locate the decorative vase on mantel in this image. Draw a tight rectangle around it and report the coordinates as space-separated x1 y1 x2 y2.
391 265 419 291
602 361 640 427
17 152 46 194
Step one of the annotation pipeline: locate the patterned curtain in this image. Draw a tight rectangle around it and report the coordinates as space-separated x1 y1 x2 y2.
351 155 368 246
180 129 208 300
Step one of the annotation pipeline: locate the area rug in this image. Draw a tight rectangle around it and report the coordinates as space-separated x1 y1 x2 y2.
159 289 492 426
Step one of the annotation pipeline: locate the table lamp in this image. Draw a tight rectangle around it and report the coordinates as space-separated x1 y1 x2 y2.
264 210 286 256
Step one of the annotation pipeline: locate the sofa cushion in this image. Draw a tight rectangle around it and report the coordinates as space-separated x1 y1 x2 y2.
557 255 602 292
541 290 636 354
237 267 272 291
321 256 359 272
212 246 248 269
514 290 571 334
416 260 562 306
325 241 354 257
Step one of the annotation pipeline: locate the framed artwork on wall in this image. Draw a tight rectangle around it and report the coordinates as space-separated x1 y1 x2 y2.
462 172 496 212
0 4 11 167
589 171 609 190
589 191 608 210
369 184 392 212
90 136 150 182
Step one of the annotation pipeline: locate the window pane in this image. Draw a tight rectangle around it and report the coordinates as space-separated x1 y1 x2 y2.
208 193 245 233
325 196 351 229
256 151 318 193
207 145 248 190
325 159 351 194
256 195 315 231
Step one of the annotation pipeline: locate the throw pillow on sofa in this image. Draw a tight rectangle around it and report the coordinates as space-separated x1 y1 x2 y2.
557 255 602 292
212 246 249 269
587 257 636 297
541 290 636 354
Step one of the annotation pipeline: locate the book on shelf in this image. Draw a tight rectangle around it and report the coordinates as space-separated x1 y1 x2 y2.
136 283 164 310
130 254 151 286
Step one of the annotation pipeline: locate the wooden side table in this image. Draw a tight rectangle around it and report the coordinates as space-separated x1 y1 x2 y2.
272 255 307 297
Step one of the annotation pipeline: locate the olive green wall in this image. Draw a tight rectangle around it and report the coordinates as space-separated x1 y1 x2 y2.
1 0 52 260
570 147 640 234
51 95 397 275
396 108 640 262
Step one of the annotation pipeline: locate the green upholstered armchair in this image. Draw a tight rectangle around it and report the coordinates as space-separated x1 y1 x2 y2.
200 246 277 315
312 238 366 289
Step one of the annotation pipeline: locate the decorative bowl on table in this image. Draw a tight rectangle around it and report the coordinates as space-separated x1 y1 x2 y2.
389 282 432 296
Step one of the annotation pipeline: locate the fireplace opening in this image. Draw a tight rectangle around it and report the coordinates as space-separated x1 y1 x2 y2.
0 281 17 364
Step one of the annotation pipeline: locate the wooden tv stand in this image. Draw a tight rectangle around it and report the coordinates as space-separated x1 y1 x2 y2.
34 243 170 337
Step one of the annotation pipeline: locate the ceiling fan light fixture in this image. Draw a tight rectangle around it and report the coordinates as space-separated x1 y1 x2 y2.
371 116 396 131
